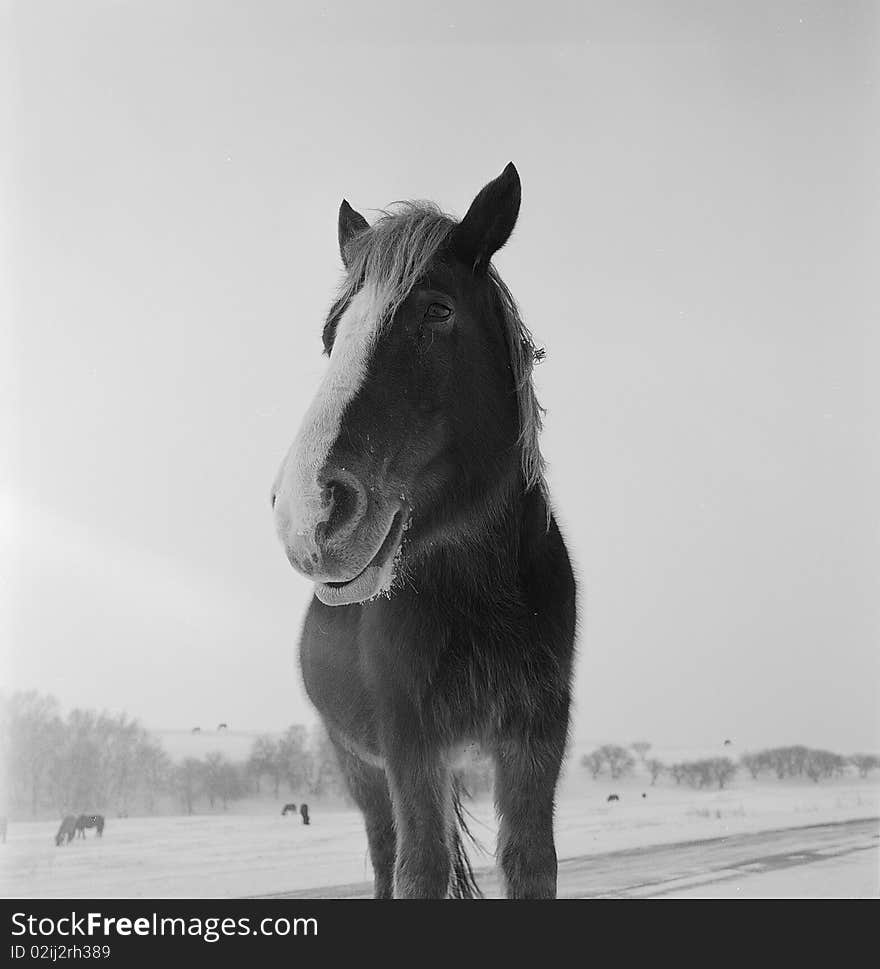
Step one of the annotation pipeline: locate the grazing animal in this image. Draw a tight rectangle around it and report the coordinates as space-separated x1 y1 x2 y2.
218 723 228 730
55 815 77 846
607 794 620 803
723 739 732 746
281 803 297 816
75 814 105 838
300 803 310 826
271 164 577 899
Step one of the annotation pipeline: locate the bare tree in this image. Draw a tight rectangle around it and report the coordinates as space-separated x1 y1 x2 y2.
173 758 204 815
580 751 604 779
278 726 312 795
739 751 766 780
645 758 665 785
104 713 144 815
678 757 737 790
203 752 228 809
248 735 282 797
631 741 652 763
244 757 262 796
761 745 848 782
221 762 246 810
201 752 247 810
765 747 793 779
54 709 104 811
2 691 198 819
2 691 64 816
681 760 713 789
599 745 636 780
708 757 737 789
134 739 170 814
850 754 879 779
804 749 847 783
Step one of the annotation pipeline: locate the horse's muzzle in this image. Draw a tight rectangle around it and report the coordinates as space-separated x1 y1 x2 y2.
273 463 408 605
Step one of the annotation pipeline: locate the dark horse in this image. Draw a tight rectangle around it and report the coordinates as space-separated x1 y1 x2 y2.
271 164 576 899
75 814 105 838
300 803 310 826
281 803 297 816
55 815 77 846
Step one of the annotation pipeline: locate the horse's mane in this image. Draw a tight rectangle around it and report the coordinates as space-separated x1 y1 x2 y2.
338 202 547 498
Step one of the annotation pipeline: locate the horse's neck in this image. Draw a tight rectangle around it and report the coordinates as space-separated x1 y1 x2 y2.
414 482 548 602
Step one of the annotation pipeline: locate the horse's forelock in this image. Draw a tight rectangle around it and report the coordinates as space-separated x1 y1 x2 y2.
337 203 456 331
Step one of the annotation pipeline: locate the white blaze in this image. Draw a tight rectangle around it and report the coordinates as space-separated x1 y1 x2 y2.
275 282 387 548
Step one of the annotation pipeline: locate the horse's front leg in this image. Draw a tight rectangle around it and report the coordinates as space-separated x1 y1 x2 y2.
331 738 396 899
494 730 567 899
383 735 452 899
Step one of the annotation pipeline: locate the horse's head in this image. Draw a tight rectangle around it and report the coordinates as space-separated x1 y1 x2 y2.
272 163 545 606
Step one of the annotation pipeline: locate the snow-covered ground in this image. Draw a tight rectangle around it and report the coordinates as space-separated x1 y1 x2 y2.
658 847 880 899
2 772 877 898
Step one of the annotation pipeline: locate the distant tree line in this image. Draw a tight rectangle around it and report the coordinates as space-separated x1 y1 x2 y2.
581 744 638 780
580 739 879 791
666 758 737 789
0 691 170 817
738 746 876 783
0 691 351 819
242 726 348 804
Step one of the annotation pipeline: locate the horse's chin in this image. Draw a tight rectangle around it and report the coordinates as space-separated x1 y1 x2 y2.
314 560 395 606
314 509 408 606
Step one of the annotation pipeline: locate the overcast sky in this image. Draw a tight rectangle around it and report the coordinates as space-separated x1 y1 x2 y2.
2 1 877 753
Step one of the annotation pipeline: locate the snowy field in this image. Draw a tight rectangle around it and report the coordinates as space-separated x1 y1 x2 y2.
653 844 880 899
2 771 878 899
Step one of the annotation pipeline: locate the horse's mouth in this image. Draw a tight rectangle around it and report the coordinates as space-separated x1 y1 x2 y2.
315 508 408 606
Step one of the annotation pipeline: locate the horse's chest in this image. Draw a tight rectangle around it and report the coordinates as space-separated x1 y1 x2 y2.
420 636 535 734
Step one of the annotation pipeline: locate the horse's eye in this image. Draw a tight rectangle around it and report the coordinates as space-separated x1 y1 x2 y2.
424 303 452 322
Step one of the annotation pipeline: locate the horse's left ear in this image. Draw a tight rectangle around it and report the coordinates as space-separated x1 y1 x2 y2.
338 199 369 269
450 162 521 273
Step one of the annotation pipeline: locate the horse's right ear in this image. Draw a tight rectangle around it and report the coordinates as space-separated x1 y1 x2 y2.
449 162 521 273
338 200 369 269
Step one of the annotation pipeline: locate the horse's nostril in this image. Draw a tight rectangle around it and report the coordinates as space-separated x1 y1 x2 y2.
327 479 357 531
319 474 366 544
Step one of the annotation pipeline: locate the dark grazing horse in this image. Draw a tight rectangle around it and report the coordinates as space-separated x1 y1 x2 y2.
281 803 297 816
55 815 77 846
75 814 105 838
271 163 577 899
